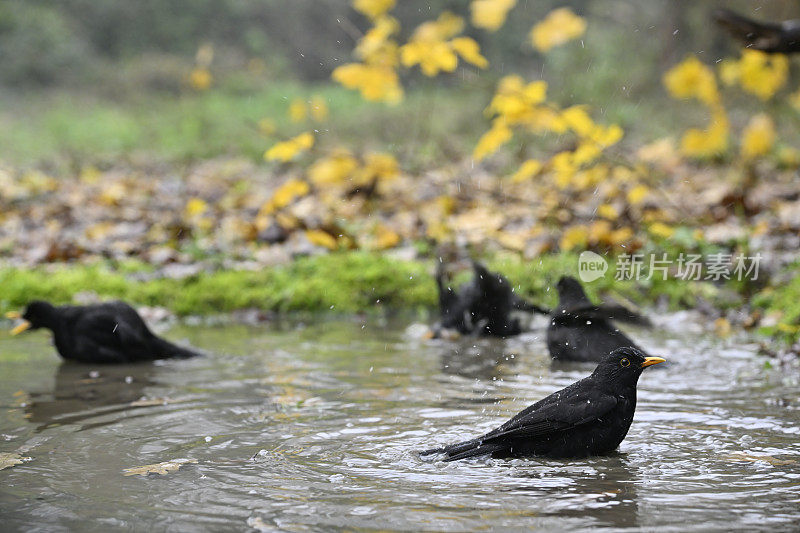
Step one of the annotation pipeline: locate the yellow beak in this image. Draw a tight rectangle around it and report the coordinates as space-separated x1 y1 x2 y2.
10 320 32 336
5 311 21 319
641 356 666 368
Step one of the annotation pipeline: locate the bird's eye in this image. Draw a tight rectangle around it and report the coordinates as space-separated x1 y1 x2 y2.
620 358 630 367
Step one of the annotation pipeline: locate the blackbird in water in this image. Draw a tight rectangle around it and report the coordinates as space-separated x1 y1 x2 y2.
435 261 549 338
7 300 200 364
715 8 800 54
547 277 651 362
420 347 665 461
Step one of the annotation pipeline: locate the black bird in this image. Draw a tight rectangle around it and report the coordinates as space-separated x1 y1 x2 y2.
547 277 651 362
435 261 549 337
421 347 665 461
7 300 200 364
715 8 800 54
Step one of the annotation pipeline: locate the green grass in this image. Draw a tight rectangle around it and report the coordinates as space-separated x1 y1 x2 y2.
0 80 490 170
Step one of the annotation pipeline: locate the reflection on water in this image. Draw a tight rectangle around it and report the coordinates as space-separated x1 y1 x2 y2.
0 317 798 530
24 363 158 431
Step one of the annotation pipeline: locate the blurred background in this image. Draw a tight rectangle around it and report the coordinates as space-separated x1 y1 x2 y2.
1 0 797 165
1 0 799 341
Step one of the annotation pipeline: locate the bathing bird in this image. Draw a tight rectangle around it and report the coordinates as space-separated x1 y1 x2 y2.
715 8 800 54
435 261 549 337
420 347 665 461
7 300 200 364
547 276 651 362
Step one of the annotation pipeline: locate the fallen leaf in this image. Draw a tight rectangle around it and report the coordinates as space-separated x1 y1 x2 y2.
123 458 198 476
0 452 32 471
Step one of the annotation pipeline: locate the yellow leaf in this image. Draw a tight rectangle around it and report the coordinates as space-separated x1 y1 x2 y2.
597 203 618 220
627 184 649 205
352 0 396 20
261 178 310 215
188 68 212 90
332 63 403 103
471 0 516 32
288 99 307 122
357 152 399 184
496 229 528 251
609 227 633 246
740 113 775 160
473 121 512 161
560 225 588 251
680 107 729 158
305 229 338 250
264 132 315 162
185 197 208 217
714 317 731 337
432 11 465 40
99 182 126 206
355 17 400 66
509 159 542 182
308 150 359 185
375 225 400 249
561 106 595 137
648 222 674 239
663 55 719 105
450 37 488 69
530 8 586 52
401 40 458 76
737 50 788 101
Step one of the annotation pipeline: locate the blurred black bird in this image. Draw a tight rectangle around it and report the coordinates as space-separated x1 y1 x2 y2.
7 300 200 364
435 261 549 337
715 8 800 54
547 277 651 362
421 347 665 461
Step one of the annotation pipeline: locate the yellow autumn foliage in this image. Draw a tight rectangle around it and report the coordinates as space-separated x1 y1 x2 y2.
264 132 315 162
509 159 542 182
680 107 729 158
663 55 719 105
261 178 310 215
470 0 516 31
352 0 395 20
473 120 512 160
740 114 775 160
188 68 212 91
332 63 403 103
308 150 359 185
305 229 338 250
720 50 788 101
530 8 586 52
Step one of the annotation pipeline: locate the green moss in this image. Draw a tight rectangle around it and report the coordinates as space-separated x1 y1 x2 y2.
752 263 800 341
0 253 437 316
0 250 753 319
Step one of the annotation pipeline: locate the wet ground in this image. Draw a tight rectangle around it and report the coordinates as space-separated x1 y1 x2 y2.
0 314 798 531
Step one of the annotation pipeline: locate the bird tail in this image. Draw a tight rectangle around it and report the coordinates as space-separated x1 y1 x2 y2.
151 337 201 359
511 295 550 315
714 9 782 48
420 437 505 462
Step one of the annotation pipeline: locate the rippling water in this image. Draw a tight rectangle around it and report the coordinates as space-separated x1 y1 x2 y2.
1 315 798 531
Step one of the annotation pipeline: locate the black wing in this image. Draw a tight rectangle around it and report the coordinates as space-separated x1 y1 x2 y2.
422 379 617 461
482 392 617 443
